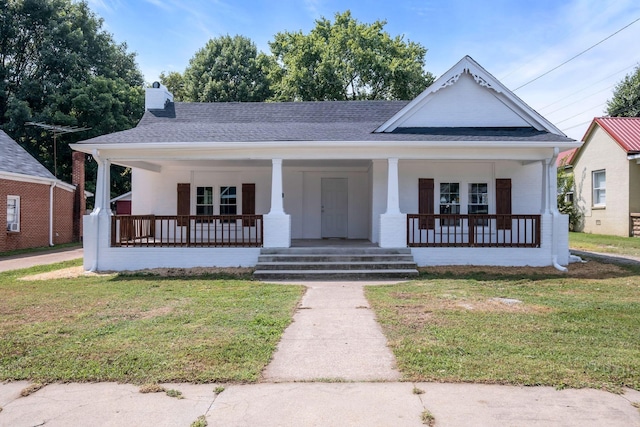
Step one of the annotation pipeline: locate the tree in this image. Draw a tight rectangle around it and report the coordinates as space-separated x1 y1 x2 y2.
181 35 273 102
269 10 434 101
0 0 145 198
159 71 186 102
607 65 640 117
557 160 582 231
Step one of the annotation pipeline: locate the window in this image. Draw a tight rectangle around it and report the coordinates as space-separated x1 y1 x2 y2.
439 183 460 226
196 186 213 215
7 196 20 232
565 192 574 204
468 183 488 225
220 186 237 216
592 170 605 207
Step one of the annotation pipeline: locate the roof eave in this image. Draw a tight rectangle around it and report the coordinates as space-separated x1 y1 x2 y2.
71 139 580 153
0 171 76 191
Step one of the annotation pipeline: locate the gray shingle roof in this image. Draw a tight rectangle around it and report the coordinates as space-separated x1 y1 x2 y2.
77 101 574 145
0 130 56 180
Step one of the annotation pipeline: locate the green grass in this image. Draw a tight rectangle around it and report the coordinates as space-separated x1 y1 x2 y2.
0 263 304 384
570 232 640 257
366 261 640 392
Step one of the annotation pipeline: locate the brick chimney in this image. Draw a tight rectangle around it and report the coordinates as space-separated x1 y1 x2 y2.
72 151 86 241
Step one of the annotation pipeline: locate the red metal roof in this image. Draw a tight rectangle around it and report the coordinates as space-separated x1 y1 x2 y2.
589 117 640 153
557 148 577 167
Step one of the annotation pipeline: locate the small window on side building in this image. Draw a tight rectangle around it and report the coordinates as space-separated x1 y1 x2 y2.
7 195 20 232
592 170 605 207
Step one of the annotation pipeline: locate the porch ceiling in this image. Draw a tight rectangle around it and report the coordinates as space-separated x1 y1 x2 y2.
114 158 373 170
113 159 371 170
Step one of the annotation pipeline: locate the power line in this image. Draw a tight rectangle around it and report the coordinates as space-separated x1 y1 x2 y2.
554 102 607 125
561 119 593 132
513 16 640 91
538 62 639 111
545 84 614 115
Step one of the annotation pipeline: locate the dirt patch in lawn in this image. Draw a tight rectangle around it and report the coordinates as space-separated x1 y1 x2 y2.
18 257 626 281
18 266 254 281
419 259 627 279
18 266 111 281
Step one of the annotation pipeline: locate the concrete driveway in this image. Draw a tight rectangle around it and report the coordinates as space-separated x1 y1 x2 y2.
0 246 83 272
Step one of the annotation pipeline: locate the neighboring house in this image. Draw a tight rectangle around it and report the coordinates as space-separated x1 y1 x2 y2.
570 117 640 237
0 130 85 252
72 56 579 272
110 191 132 215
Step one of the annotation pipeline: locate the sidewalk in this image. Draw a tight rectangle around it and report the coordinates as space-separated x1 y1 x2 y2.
1 259 640 426
0 246 83 272
2 381 638 427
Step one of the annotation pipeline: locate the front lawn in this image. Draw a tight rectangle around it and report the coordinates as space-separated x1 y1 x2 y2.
366 261 640 391
570 231 640 257
0 261 304 384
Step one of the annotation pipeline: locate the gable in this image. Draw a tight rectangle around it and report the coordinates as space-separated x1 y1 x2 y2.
390 72 530 128
573 124 629 168
589 117 640 154
376 56 565 135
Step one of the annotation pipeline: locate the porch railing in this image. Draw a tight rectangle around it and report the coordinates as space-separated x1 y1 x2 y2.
111 215 263 247
407 214 541 248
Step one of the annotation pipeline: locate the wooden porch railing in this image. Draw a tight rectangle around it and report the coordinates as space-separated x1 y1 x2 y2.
407 214 541 248
111 215 263 247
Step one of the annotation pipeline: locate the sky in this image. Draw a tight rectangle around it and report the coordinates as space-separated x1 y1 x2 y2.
86 0 640 141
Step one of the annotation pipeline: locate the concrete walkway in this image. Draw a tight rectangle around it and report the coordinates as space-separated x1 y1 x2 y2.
263 281 400 382
0 246 83 272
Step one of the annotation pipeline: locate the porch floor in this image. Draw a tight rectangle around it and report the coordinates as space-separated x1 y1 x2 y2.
291 239 377 248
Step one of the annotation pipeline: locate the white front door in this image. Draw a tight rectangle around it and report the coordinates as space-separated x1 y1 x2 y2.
321 178 348 238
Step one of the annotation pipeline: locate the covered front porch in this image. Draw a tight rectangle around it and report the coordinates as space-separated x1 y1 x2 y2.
77 149 570 272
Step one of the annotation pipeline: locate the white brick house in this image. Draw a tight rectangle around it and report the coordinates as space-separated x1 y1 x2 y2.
72 56 580 272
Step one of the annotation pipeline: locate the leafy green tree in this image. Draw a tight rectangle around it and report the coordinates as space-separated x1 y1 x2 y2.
269 10 434 101
182 35 273 102
557 160 582 231
0 0 144 197
607 65 640 117
159 71 186 102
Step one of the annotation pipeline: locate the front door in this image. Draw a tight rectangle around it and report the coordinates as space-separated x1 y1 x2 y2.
321 178 348 238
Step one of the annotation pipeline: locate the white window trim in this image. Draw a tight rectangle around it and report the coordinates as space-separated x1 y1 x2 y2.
436 181 492 230
219 185 238 216
195 186 214 216
7 195 20 232
592 170 606 208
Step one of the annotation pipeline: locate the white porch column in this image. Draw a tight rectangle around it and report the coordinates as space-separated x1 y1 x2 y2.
269 158 285 214
379 157 407 248
85 153 112 272
385 157 401 214
541 159 549 214
264 158 291 248
548 153 559 213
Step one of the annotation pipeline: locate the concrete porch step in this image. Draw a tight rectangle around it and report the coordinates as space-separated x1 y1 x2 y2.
253 269 419 281
255 261 418 271
253 246 418 281
257 254 416 263
260 247 412 255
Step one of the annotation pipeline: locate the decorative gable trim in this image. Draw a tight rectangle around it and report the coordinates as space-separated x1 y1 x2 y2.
375 55 565 136
436 64 502 95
